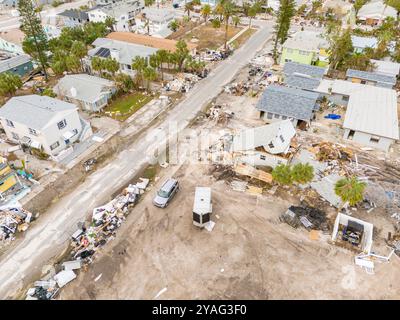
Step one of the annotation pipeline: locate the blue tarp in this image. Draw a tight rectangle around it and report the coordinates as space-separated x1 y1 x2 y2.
324 114 341 120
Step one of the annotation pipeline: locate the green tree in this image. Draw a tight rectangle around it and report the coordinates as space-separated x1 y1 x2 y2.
144 0 155 6
0 73 22 97
104 16 116 31
156 49 169 81
272 164 293 185
212 18 221 28
221 0 236 50
296 4 307 16
343 53 374 71
174 40 190 71
247 5 257 27
70 40 87 71
334 176 366 206
104 58 119 76
272 0 296 63
185 1 194 18
201 4 212 23
82 22 108 45
291 163 314 184
132 56 148 87
232 15 241 27
169 20 179 32
143 66 157 91
41 87 56 97
354 0 366 14
91 56 104 75
328 28 353 71
114 73 134 93
66 54 80 72
18 0 49 80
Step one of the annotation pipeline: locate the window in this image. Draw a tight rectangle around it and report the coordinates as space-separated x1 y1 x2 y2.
72 129 78 136
11 132 19 140
28 128 37 136
286 48 294 53
267 112 273 119
342 95 349 102
260 155 266 160
57 119 67 130
361 80 366 84
299 50 309 55
370 136 380 144
50 141 60 150
274 114 280 119
6 119 14 127
279 135 285 143
282 116 287 120
268 142 274 149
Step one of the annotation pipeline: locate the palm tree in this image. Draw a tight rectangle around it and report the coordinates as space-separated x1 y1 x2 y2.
291 163 314 184
232 15 241 27
185 1 194 19
334 176 366 206
131 56 148 87
221 0 236 50
143 66 157 91
91 56 103 76
169 20 179 32
156 49 168 81
272 164 293 185
201 4 212 23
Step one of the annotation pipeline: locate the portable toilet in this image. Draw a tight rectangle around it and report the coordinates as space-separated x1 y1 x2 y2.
193 187 212 228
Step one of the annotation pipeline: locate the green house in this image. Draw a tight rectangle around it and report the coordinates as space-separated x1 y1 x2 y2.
280 31 329 67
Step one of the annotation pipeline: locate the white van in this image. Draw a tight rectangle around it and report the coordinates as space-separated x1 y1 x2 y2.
193 187 212 228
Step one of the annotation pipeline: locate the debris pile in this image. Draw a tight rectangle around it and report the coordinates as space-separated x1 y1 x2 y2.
165 73 199 93
280 205 328 231
224 82 251 95
207 105 234 125
25 177 150 300
0 206 33 244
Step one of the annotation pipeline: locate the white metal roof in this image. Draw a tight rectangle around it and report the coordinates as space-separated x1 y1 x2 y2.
371 59 400 77
320 80 400 140
193 187 212 214
357 0 397 20
231 120 296 154
283 30 329 52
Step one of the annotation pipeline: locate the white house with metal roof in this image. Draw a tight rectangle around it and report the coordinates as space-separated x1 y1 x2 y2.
0 95 91 156
370 59 400 78
54 74 116 112
357 0 397 26
316 80 399 151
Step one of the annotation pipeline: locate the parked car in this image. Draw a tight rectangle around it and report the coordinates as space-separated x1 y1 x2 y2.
153 178 179 208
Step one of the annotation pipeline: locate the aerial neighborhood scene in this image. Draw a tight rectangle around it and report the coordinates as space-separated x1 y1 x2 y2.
0 0 399 302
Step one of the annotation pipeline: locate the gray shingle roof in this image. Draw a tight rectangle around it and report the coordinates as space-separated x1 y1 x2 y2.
283 61 326 79
256 85 319 121
346 69 396 88
285 73 321 90
0 95 77 130
58 9 89 21
0 54 31 74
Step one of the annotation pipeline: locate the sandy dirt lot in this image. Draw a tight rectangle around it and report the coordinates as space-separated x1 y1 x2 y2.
59 160 400 300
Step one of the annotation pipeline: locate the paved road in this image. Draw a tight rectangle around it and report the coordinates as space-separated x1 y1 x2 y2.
0 0 90 31
0 20 274 299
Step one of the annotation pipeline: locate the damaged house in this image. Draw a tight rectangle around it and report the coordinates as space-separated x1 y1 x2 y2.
332 213 373 254
256 84 320 129
209 120 297 169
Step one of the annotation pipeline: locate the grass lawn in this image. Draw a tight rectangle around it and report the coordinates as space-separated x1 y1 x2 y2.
179 24 243 50
104 92 153 121
230 28 257 49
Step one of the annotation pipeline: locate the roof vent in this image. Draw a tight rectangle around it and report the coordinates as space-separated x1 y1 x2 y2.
70 87 77 97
